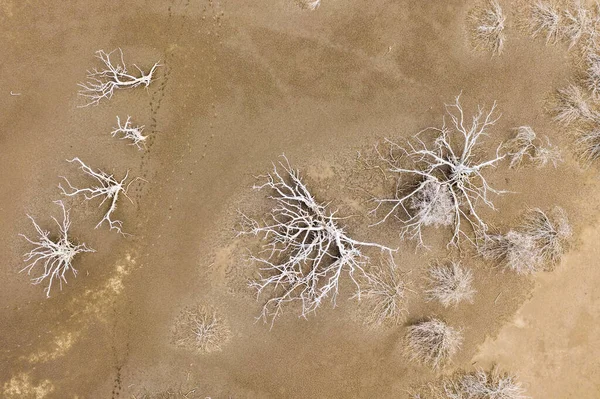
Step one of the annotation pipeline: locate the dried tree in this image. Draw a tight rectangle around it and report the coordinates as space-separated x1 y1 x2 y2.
372 94 506 247
503 126 561 168
425 261 475 308
469 0 506 55
405 318 463 370
20 200 94 297
111 116 147 150
239 156 397 324
59 157 139 234
78 48 160 107
172 305 231 354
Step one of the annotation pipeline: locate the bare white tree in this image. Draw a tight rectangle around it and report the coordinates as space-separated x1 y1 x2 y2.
59 158 140 235
20 200 94 297
504 126 561 168
405 318 463 370
78 48 160 107
172 305 231 354
469 0 506 55
425 261 475 308
111 116 147 150
529 1 562 44
239 156 397 325
371 94 506 248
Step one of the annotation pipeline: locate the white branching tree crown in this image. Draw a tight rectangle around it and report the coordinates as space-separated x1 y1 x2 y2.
20 200 94 297
239 156 397 325
111 115 147 150
78 48 160 107
59 157 141 235
372 94 507 248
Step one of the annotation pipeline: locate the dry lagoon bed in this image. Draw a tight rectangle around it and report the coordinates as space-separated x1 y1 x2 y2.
1 0 599 398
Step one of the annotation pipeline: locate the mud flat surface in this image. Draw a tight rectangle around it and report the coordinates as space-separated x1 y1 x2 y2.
1 0 599 398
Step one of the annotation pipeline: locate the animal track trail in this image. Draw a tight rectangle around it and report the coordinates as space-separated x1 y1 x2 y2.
139 64 171 179
110 304 131 399
111 365 123 399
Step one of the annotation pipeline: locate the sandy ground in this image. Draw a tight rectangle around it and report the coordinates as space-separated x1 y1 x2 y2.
474 220 600 397
1 0 599 398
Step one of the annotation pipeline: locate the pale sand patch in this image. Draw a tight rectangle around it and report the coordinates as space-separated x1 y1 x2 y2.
473 225 600 398
22 252 137 366
79 251 137 320
25 331 82 364
2 373 54 399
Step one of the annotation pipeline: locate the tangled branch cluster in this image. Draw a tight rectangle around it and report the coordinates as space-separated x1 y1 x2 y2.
20 201 95 297
469 0 506 55
296 0 320 10
372 94 506 247
425 261 475 308
503 126 561 169
411 366 527 399
528 0 600 49
78 48 160 107
239 156 397 324
111 115 147 150
59 157 138 235
405 318 463 369
171 305 231 353
478 206 572 274
528 2 600 164
355 258 409 327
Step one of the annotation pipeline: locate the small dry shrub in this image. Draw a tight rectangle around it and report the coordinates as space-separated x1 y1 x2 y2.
172 305 231 354
357 260 409 327
411 366 527 399
521 206 572 268
503 126 561 169
478 207 571 274
551 83 597 125
133 389 203 399
451 367 527 399
469 0 507 55
561 0 592 49
296 0 320 10
405 318 463 369
408 179 456 229
529 1 562 44
576 125 600 162
583 50 600 98
425 261 476 308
